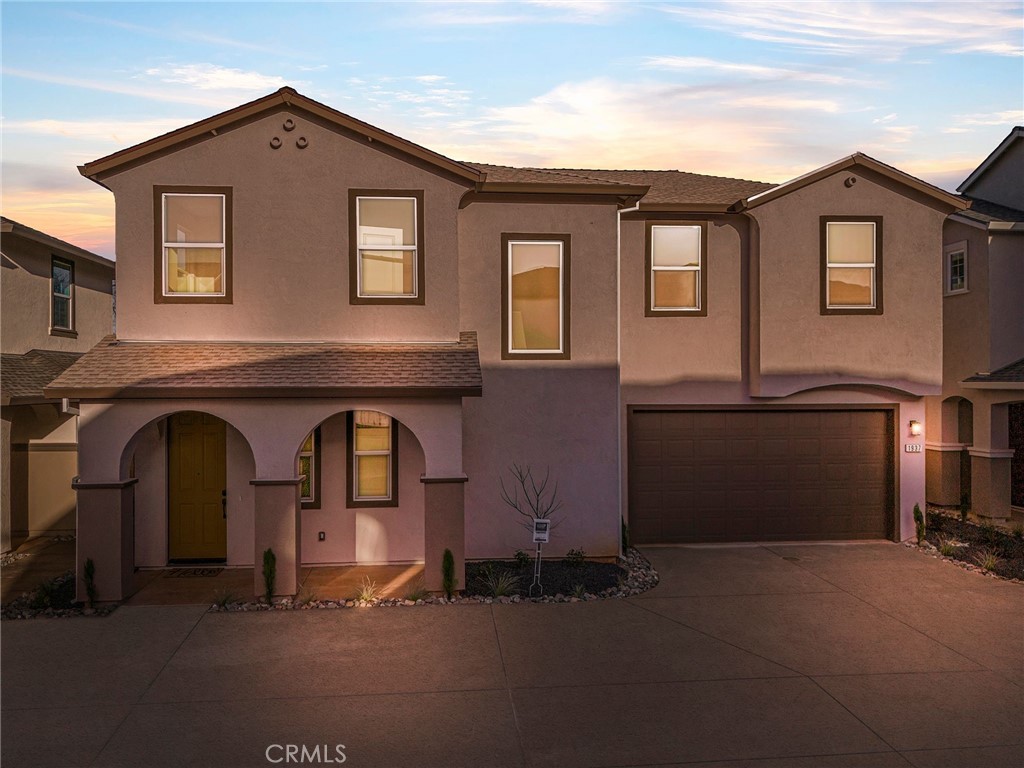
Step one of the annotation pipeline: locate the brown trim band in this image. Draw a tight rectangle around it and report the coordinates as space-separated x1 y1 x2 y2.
73 477 139 489
460 191 640 209
420 474 469 484
249 477 304 486
49 328 78 339
153 186 233 305
43 385 483 400
348 189 425 306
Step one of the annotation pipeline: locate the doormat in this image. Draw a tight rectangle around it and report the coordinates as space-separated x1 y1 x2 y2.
167 568 224 578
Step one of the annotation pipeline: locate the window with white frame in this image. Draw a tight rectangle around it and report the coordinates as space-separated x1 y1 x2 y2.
349 411 395 504
51 257 74 331
822 218 882 313
649 224 703 313
944 241 968 295
355 196 418 298
161 192 227 296
503 234 570 358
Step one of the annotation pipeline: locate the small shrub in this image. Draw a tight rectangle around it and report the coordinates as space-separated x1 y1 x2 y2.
937 536 957 557
563 548 587 568
913 503 925 545
979 521 1001 546
479 564 521 597
621 518 630 550
404 583 429 602
213 589 240 608
355 576 381 602
262 548 276 603
974 548 1001 572
295 584 318 607
513 549 531 568
959 493 970 522
29 573 75 610
1011 524 1024 541
442 548 458 598
83 558 98 608
571 583 587 599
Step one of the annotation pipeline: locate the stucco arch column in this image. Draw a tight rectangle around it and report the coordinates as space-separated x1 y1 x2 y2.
969 399 1013 521
926 397 970 506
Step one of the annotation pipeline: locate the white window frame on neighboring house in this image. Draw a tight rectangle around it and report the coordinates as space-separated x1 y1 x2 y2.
355 196 418 299
50 256 74 333
944 240 969 296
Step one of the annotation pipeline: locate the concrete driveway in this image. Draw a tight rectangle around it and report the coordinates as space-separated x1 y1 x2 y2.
2 542 1022 767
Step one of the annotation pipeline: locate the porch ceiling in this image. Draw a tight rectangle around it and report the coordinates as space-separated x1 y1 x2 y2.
44 332 482 399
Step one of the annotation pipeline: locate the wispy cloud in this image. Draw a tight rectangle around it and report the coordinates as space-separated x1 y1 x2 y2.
642 55 867 86
659 1 1024 59
1 67 230 107
142 63 289 92
943 109 1024 133
399 0 626 26
726 95 841 113
4 118 193 145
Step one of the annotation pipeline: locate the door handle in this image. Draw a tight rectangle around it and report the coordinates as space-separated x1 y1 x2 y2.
222 489 227 519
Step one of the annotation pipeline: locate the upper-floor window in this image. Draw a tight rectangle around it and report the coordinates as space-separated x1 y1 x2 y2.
501 233 571 360
51 257 75 335
349 190 424 305
347 411 398 507
156 187 232 304
645 222 707 317
821 216 883 315
944 241 968 295
298 427 321 510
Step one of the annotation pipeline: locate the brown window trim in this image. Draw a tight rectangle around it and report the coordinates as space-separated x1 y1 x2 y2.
346 412 400 508
300 426 322 510
644 220 708 318
153 185 233 305
820 215 883 316
49 256 76 335
500 232 572 361
349 189 425 306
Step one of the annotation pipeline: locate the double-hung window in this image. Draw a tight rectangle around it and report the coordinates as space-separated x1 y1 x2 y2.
646 223 707 316
944 241 968 295
501 233 571 360
298 428 321 509
821 216 883 314
51 257 74 334
350 190 424 304
347 411 398 507
156 187 231 303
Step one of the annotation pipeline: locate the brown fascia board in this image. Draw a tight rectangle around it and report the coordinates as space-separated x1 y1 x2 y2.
636 202 736 213
957 126 1023 194
475 180 650 196
43 385 483 400
79 87 482 184
737 153 969 212
0 217 115 269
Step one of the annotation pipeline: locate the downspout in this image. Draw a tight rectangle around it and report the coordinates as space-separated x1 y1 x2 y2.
616 200 641 558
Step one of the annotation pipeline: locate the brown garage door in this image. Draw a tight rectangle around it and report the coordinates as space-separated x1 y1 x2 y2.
628 409 893 543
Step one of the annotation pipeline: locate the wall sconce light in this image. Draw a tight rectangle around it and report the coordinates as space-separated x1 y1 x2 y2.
909 420 923 437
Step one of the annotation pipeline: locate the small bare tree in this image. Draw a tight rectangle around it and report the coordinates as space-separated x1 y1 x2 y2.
499 463 565 531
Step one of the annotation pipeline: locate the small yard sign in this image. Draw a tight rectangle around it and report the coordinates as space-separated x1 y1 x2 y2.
532 517 551 544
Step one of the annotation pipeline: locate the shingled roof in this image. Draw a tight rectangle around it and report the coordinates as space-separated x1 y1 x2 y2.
1 349 83 405
956 197 1024 225
962 356 1024 388
45 333 483 399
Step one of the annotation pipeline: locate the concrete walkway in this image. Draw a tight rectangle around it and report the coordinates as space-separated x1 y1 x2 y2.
2 542 1022 767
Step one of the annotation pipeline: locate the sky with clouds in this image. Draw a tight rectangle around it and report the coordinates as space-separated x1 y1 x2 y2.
2 0 1022 257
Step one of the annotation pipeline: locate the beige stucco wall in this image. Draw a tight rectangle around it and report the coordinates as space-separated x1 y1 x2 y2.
0 234 113 355
964 140 1024 210
458 201 621 558
941 219 991 387
102 107 470 342
988 232 1024 372
750 169 946 395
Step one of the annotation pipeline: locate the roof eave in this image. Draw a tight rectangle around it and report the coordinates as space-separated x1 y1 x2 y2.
636 201 736 214
477 181 650 196
960 380 1024 390
43 385 483 400
957 126 1024 194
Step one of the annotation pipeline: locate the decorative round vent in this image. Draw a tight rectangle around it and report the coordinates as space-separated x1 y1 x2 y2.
270 136 283 149
283 118 296 132
296 136 309 149
844 176 857 188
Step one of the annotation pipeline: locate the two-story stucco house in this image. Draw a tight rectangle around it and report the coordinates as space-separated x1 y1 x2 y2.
1 217 115 553
926 126 1024 522
46 88 968 602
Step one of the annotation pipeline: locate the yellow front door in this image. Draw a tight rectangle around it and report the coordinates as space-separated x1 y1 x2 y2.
168 412 227 561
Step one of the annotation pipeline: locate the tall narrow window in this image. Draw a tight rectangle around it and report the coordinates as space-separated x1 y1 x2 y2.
298 428 321 509
646 223 707 316
349 190 424 304
347 411 399 507
51 257 74 333
821 217 883 314
155 187 232 303
501 233 571 360
944 241 968 295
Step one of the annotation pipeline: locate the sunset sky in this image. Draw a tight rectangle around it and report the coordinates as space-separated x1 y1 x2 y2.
3 1 1022 258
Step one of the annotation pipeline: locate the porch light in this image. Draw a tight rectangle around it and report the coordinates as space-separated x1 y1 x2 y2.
909 420 923 437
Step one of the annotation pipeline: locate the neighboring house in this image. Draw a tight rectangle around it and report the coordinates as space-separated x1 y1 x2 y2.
46 88 967 602
926 126 1024 521
1 217 115 552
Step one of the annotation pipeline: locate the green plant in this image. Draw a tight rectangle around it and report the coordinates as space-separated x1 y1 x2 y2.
959 493 970 522
479 564 521 597
513 549 531 567
404 583 429 602
83 557 98 608
295 584 318 607
913 503 925 545
571 583 587 599
1011 524 1024 541
979 521 1001 546
355 576 381 602
563 548 587 568
262 548 276 603
213 589 240 608
621 518 630 550
937 536 957 557
442 548 458 598
29 573 75 610
974 548 1001 572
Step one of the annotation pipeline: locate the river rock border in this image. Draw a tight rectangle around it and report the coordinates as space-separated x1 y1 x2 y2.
903 539 1023 585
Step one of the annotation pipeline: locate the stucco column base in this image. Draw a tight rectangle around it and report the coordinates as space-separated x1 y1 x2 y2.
422 476 467 594
969 452 1013 522
1 414 12 554
251 479 301 599
73 479 137 603
925 444 966 506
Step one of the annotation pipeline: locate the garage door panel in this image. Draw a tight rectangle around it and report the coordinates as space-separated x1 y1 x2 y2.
629 409 891 543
